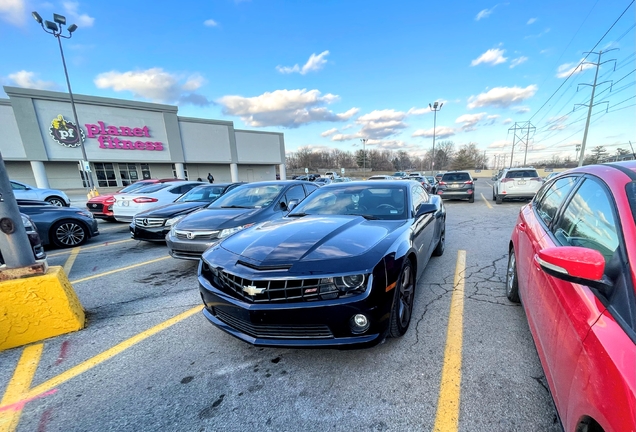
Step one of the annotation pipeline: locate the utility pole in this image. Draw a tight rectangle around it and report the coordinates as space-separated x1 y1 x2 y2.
508 122 535 167
502 153 508 168
360 138 368 176
575 144 582 162
575 49 616 166
429 101 443 172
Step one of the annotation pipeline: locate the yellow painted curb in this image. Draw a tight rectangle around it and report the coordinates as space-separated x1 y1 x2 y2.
0 266 85 351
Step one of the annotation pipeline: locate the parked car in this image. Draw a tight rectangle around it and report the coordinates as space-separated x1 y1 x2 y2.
493 167 543 204
367 175 394 180
332 177 352 183
408 172 422 177
314 177 332 186
87 178 180 220
392 171 408 179
166 180 319 260
436 171 476 202
295 174 321 181
17 200 99 248
10 180 70 207
425 176 438 193
324 171 339 179
408 176 433 193
129 183 244 242
434 173 444 183
197 180 446 348
0 213 46 265
112 181 205 223
544 171 561 181
507 161 636 432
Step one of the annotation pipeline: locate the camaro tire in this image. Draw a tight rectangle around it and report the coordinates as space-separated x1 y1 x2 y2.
51 220 88 248
506 248 520 303
389 259 416 338
46 196 66 206
433 225 445 257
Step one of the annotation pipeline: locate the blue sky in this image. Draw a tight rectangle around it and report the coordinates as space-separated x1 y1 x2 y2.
1 0 634 165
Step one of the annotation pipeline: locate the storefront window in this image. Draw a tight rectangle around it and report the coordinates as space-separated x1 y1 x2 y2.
78 166 90 188
119 163 139 186
94 163 118 187
141 164 152 180
172 163 188 180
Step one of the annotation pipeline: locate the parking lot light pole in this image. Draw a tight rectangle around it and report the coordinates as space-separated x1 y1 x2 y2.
360 138 368 177
32 11 96 192
429 101 443 173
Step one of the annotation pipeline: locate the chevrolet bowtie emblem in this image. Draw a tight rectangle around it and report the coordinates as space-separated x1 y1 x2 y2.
243 285 265 296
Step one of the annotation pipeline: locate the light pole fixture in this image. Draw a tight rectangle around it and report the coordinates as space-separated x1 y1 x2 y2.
428 101 443 172
360 138 368 176
32 11 96 191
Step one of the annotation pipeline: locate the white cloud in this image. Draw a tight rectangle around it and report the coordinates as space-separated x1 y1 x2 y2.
475 6 496 20
321 128 338 137
63 2 95 27
0 0 25 25
525 28 550 39
527 18 537 25
406 107 430 115
510 56 528 68
204 19 218 27
218 88 357 128
7 70 56 90
467 85 538 109
515 106 531 114
412 126 455 139
94 68 210 105
455 112 487 131
276 51 330 75
556 60 595 78
488 140 511 148
502 118 513 124
471 48 507 66
547 115 569 131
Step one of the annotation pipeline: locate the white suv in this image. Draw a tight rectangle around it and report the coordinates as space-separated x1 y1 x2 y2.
493 167 543 204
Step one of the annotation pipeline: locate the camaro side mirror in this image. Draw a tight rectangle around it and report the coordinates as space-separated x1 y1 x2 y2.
535 246 612 293
415 203 437 217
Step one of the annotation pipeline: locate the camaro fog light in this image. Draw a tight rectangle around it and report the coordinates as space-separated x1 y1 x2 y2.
350 314 370 334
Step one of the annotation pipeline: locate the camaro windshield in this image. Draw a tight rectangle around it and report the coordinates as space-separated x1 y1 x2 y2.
209 184 284 209
290 185 408 220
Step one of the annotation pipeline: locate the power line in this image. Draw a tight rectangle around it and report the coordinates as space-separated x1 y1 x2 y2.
529 0 635 122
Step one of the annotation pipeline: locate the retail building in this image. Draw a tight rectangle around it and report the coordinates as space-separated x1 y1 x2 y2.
1 86 286 189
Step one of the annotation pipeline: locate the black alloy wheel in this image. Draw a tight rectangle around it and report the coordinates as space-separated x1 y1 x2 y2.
51 220 88 248
506 248 520 303
46 196 66 206
389 259 416 337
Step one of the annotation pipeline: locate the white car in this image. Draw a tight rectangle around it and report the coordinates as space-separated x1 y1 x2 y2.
492 167 544 204
10 180 71 206
367 175 395 180
113 181 204 222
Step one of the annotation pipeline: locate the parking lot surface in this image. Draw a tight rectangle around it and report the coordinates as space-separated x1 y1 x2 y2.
1 181 560 432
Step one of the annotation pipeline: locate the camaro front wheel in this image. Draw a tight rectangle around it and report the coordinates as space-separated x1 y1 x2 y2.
389 259 416 338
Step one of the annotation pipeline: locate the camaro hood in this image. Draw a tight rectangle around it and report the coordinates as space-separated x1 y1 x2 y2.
175 207 265 230
221 215 405 265
136 202 208 218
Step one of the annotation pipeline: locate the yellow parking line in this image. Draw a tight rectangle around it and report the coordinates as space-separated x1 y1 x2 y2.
47 239 134 258
70 256 171 284
480 193 493 209
433 250 466 432
62 247 80 275
0 344 43 432
22 306 202 402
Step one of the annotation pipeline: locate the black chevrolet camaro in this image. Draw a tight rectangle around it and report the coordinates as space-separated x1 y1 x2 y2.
198 180 446 348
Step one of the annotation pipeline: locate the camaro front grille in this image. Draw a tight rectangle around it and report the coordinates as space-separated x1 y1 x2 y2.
216 270 339 303
214 308 333 339
134 218 165 228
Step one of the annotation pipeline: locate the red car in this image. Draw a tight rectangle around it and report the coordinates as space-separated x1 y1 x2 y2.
508 161 636 432
86 179 179 220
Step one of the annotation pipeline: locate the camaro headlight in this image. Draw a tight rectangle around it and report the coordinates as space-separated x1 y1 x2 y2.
334 274 366 292
165 215 185 226
218 224 253 239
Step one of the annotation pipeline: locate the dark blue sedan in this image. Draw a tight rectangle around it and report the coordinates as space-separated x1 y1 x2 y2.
198 180 446 348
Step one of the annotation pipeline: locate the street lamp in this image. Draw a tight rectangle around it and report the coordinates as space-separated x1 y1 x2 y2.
428 101 443 173
360 138 368 177
32 11 96 191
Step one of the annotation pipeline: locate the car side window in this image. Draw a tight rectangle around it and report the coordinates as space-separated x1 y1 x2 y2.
552 178 619 264
11 182 27 191
284 185 305 204
411 186 427 215
303 184 319 195
535 176 578 226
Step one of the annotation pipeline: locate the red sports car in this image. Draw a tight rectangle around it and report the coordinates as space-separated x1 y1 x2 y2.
86 179 178 220
508 161 636 431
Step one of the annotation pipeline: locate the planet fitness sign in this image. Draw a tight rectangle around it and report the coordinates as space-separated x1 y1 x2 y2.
49 115 164 151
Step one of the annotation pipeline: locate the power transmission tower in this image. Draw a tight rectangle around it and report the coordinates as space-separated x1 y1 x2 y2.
508 122 535 167
575 49 617 166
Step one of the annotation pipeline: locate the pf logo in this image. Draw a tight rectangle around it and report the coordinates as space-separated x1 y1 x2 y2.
49 115 85 148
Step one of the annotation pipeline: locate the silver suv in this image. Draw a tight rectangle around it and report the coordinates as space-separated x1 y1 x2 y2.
493 167 543 204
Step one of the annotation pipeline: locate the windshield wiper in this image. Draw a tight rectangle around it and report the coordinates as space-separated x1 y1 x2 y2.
360 214 380 220
221 205 252 209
